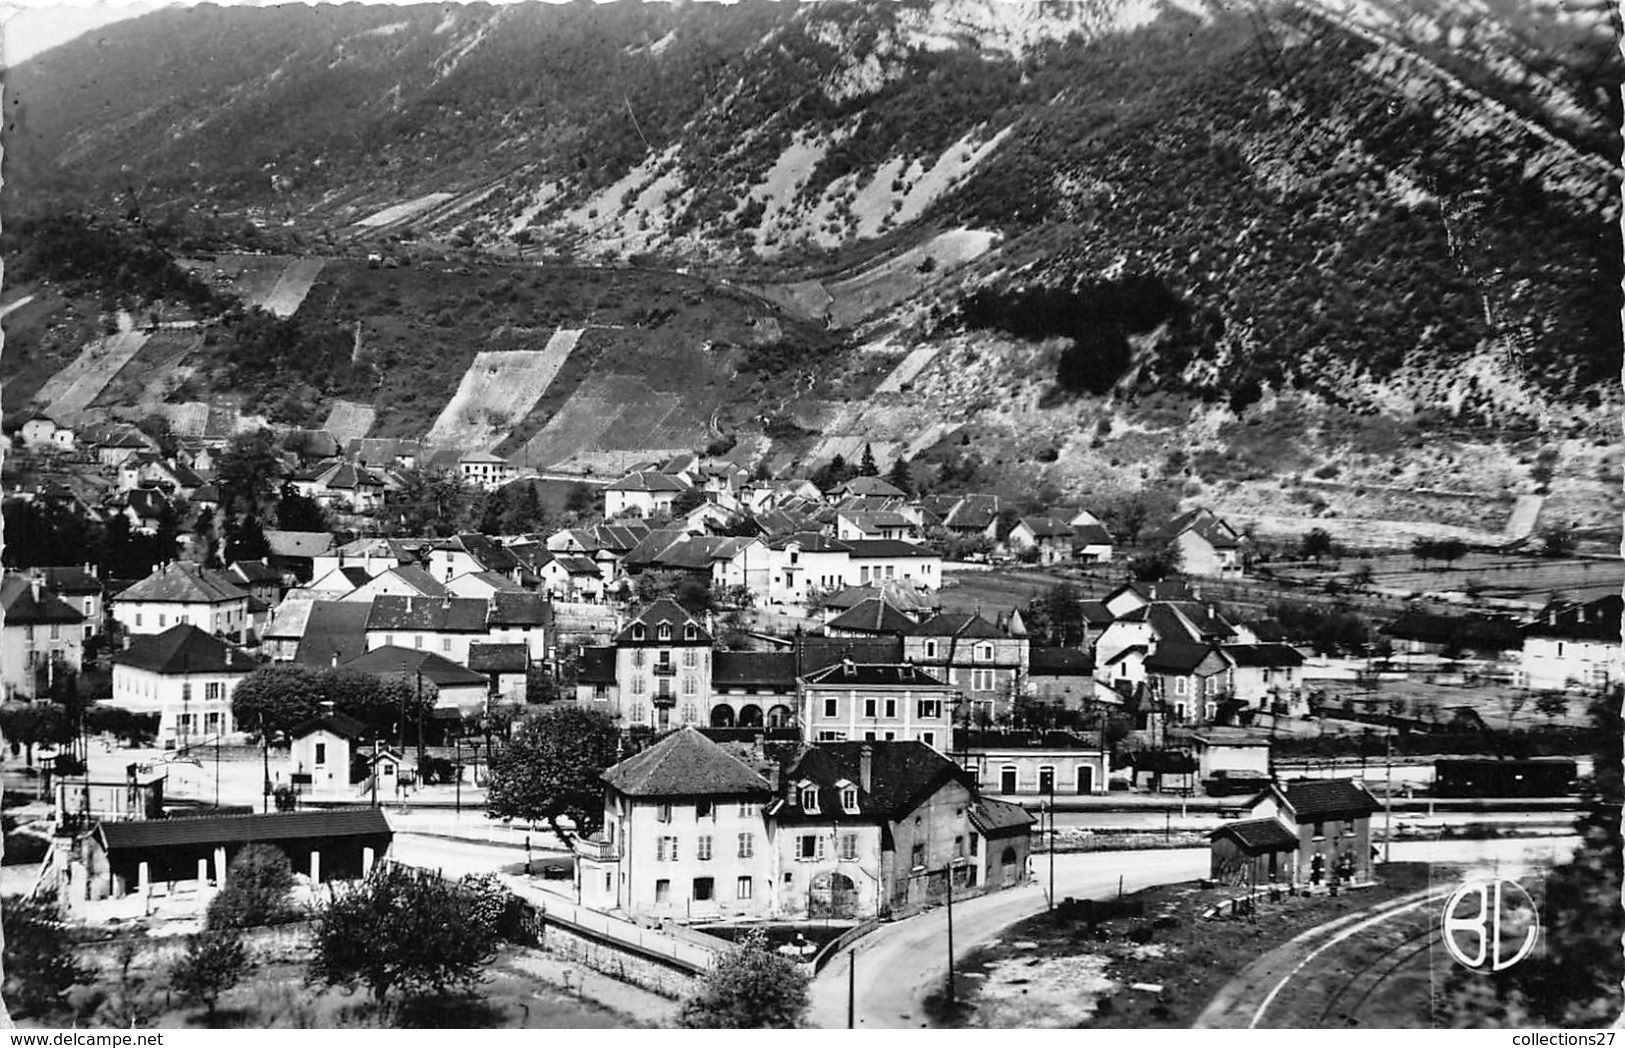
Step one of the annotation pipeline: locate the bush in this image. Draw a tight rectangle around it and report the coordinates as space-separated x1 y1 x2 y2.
206 843 295 929
170 927 248 1014
678 928 809 1028
2 893 87 1017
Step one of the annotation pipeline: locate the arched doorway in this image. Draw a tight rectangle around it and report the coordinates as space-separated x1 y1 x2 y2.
766 704 792 728
738 705 764 728
710 705 735 728
1000 846 1019 888
810 871 859 918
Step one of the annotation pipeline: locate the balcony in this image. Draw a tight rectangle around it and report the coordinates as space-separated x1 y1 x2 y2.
574 837 620 862
653 692 677 707
653 663 677 677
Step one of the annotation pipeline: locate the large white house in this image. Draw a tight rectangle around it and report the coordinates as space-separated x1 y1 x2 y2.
603 471 690 519
113 562 252 643
1 574 86 699
1519 594 1622 692
109 625 256 748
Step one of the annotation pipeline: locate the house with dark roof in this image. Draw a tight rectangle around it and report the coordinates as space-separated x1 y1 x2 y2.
952 730 1109 797
576 731 1030 921
109 624 256 747
835 510 917 542
1143 508 1243 577
79 809 392 904
844 538 942 592
33 565 106 642
226 559 287 606
1382 608 1524 659
1028 646 1096 710
469 642 530 702
363 595 492 666
343 564 449 604
287 712 375 799
1519 593 1622 691
293 460 386 513
1 573 88 699
587 599 716 730
1006 517 1076 565
823 597 917 639
604 470 691 519
765 532 855 605
113 562 251 643
818 581 937 623
902 611 1030 724
522 550 606 602
798 661 954 750
293 601 373 670
1237 779 1382 888
426 533 523 584
708 651 798 729
341 646 490 714
264 529 336 582
487 591 554 660
941 494 1002 541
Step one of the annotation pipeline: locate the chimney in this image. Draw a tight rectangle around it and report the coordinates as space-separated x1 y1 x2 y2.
331 652 339 668
407 595 414 613
226 648 234 667
859 743 873 793
29 577 41 603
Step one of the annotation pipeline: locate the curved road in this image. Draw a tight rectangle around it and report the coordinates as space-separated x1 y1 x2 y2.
807 836 1577 1029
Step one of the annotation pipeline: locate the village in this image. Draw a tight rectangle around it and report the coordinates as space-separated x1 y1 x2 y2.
1 418 1615 1028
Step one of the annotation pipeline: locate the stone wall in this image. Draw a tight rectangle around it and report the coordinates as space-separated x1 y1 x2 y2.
539 923 701 1001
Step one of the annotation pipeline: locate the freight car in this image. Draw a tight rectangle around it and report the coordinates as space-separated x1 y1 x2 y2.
1432 757 1578 798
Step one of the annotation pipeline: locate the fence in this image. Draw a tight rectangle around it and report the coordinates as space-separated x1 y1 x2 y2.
810 917 882 974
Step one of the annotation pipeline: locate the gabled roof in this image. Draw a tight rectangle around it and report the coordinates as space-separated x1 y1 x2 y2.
1143 641 1222 675
289 712 370 742
969 797 1036 836
264 598 317 641
1383 609 1524 650
342 646 489 687
943 494 1000 530
229 560 284 586
101 809 390 852
316 461 385 490
1522 593 1623 642
489 591 553 628
603 727 773 797
622 529 692 569
711 651 798 688
1072 523 1113 546
0 575 88 625
1282 780 1380 820
1211 817 1298 853
35 566 103 596
776 741 971 823
822 582 935 614
111 625 253 675
1016 516 1073 539
615 598 711 645
1079 600 1115 625
366 565 448 598
1221 643 1306 668
909 611 1007 641
117 562 247 605
365 595 490 633
800 662 948 688
834 476 905 498
607 470 690 493
453 570 526 594
1145 507 1239 549
771 532 852 554
824 598 916 635
797 636 905 674
468 642 529 673
294 601 373 668
447 533 522 574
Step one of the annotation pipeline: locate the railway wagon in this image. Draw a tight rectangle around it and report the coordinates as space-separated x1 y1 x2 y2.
1432 757 1578 798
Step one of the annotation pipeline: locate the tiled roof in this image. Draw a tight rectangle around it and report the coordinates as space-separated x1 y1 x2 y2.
34 566 104 596
342 646 489 687
372 565 448 598
289 712 370 742
845 539 938 559
1211 817 1298 853
263 598 316 641
824 598 915 635
117 562 247 605
1072 524 1113 546
711 651 798 688
1383 609 1524 649
1145 508 1239 549
603 727 773 797
1221 643 1306 668
607 470 689 493
1017 516 1073 539
489 592 553 627
111 625 254 675
943 495 1000 530
450 533 521 574
909 611 1007 640
776 741 970 822
365 595 490 633
101 809 390 851
1522 594 1623 642
468 642 529 673
1283 780 1380 820
0 575 88 625
835 476 905 498
800 662 948 688
615 598 711 645
969 797 1036 836
822 582 934 614
1143 641 1220 675
772 532 853 553
294 602 373 668
455 570 526 594
229 560 283 585
797 636 905 674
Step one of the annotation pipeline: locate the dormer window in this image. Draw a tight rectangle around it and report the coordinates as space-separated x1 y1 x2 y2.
684 624 697 641
658 624 672 641
632 624 646 641
980 644 994 661
800 785 820 812
841 786 858 812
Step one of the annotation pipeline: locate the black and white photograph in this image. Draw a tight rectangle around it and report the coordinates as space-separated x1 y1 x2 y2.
0 0 1620 1031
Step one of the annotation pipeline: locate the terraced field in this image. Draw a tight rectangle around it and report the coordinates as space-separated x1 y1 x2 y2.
425 329 583 452
35 320 150 422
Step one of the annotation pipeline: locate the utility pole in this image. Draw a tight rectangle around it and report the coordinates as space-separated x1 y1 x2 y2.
371 740 379 808
454 730 462 816
1383 726 1393 863
1047 776 1056 911
847 949 856 1029
261 714 271 813
945 859 958 1008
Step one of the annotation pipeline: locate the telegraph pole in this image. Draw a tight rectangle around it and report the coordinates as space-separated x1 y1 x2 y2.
1383 727 1394 863
847 949 856 1028
261 714 271 813
1047 777 1056 911
946 860 958 1007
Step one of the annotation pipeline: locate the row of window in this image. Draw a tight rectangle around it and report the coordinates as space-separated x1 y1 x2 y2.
654 876 751 903
626 676 699 695
816 729 937 747
819 697 944 720
628 623 701 642
655 833 755 861
131 607 243 629
919 642 1001 662
650 801 756 823
630 649 700 668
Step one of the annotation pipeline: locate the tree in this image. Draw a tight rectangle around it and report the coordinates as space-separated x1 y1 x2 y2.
886 456 913 496
306 865 502 1009
206 844 295 929
1435 537 1468 570
1300 527 1333 564
670 486 707 518
678 928 809 1028
1534 691 1568 721
170 927 246 1015
1 893 87 1018
1538 523 1577 559
276 483 328 533
223 512 270 564
231 666 435 740
384 467 485 537
1410 536 1437 568
564 482 596 517
1128 541 1183 582
1026 583 1086 647
485 706 620 845
231 664 324 738
857 443 878 477
215 428 283 516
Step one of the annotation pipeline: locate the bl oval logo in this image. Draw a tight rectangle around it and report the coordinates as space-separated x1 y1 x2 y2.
1441 877 1540 972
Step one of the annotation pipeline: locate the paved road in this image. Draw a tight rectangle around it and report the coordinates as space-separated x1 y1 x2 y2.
807 836 1578 1029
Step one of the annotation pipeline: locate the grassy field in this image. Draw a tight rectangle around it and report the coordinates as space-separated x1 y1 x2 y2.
928 863 1437 1029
